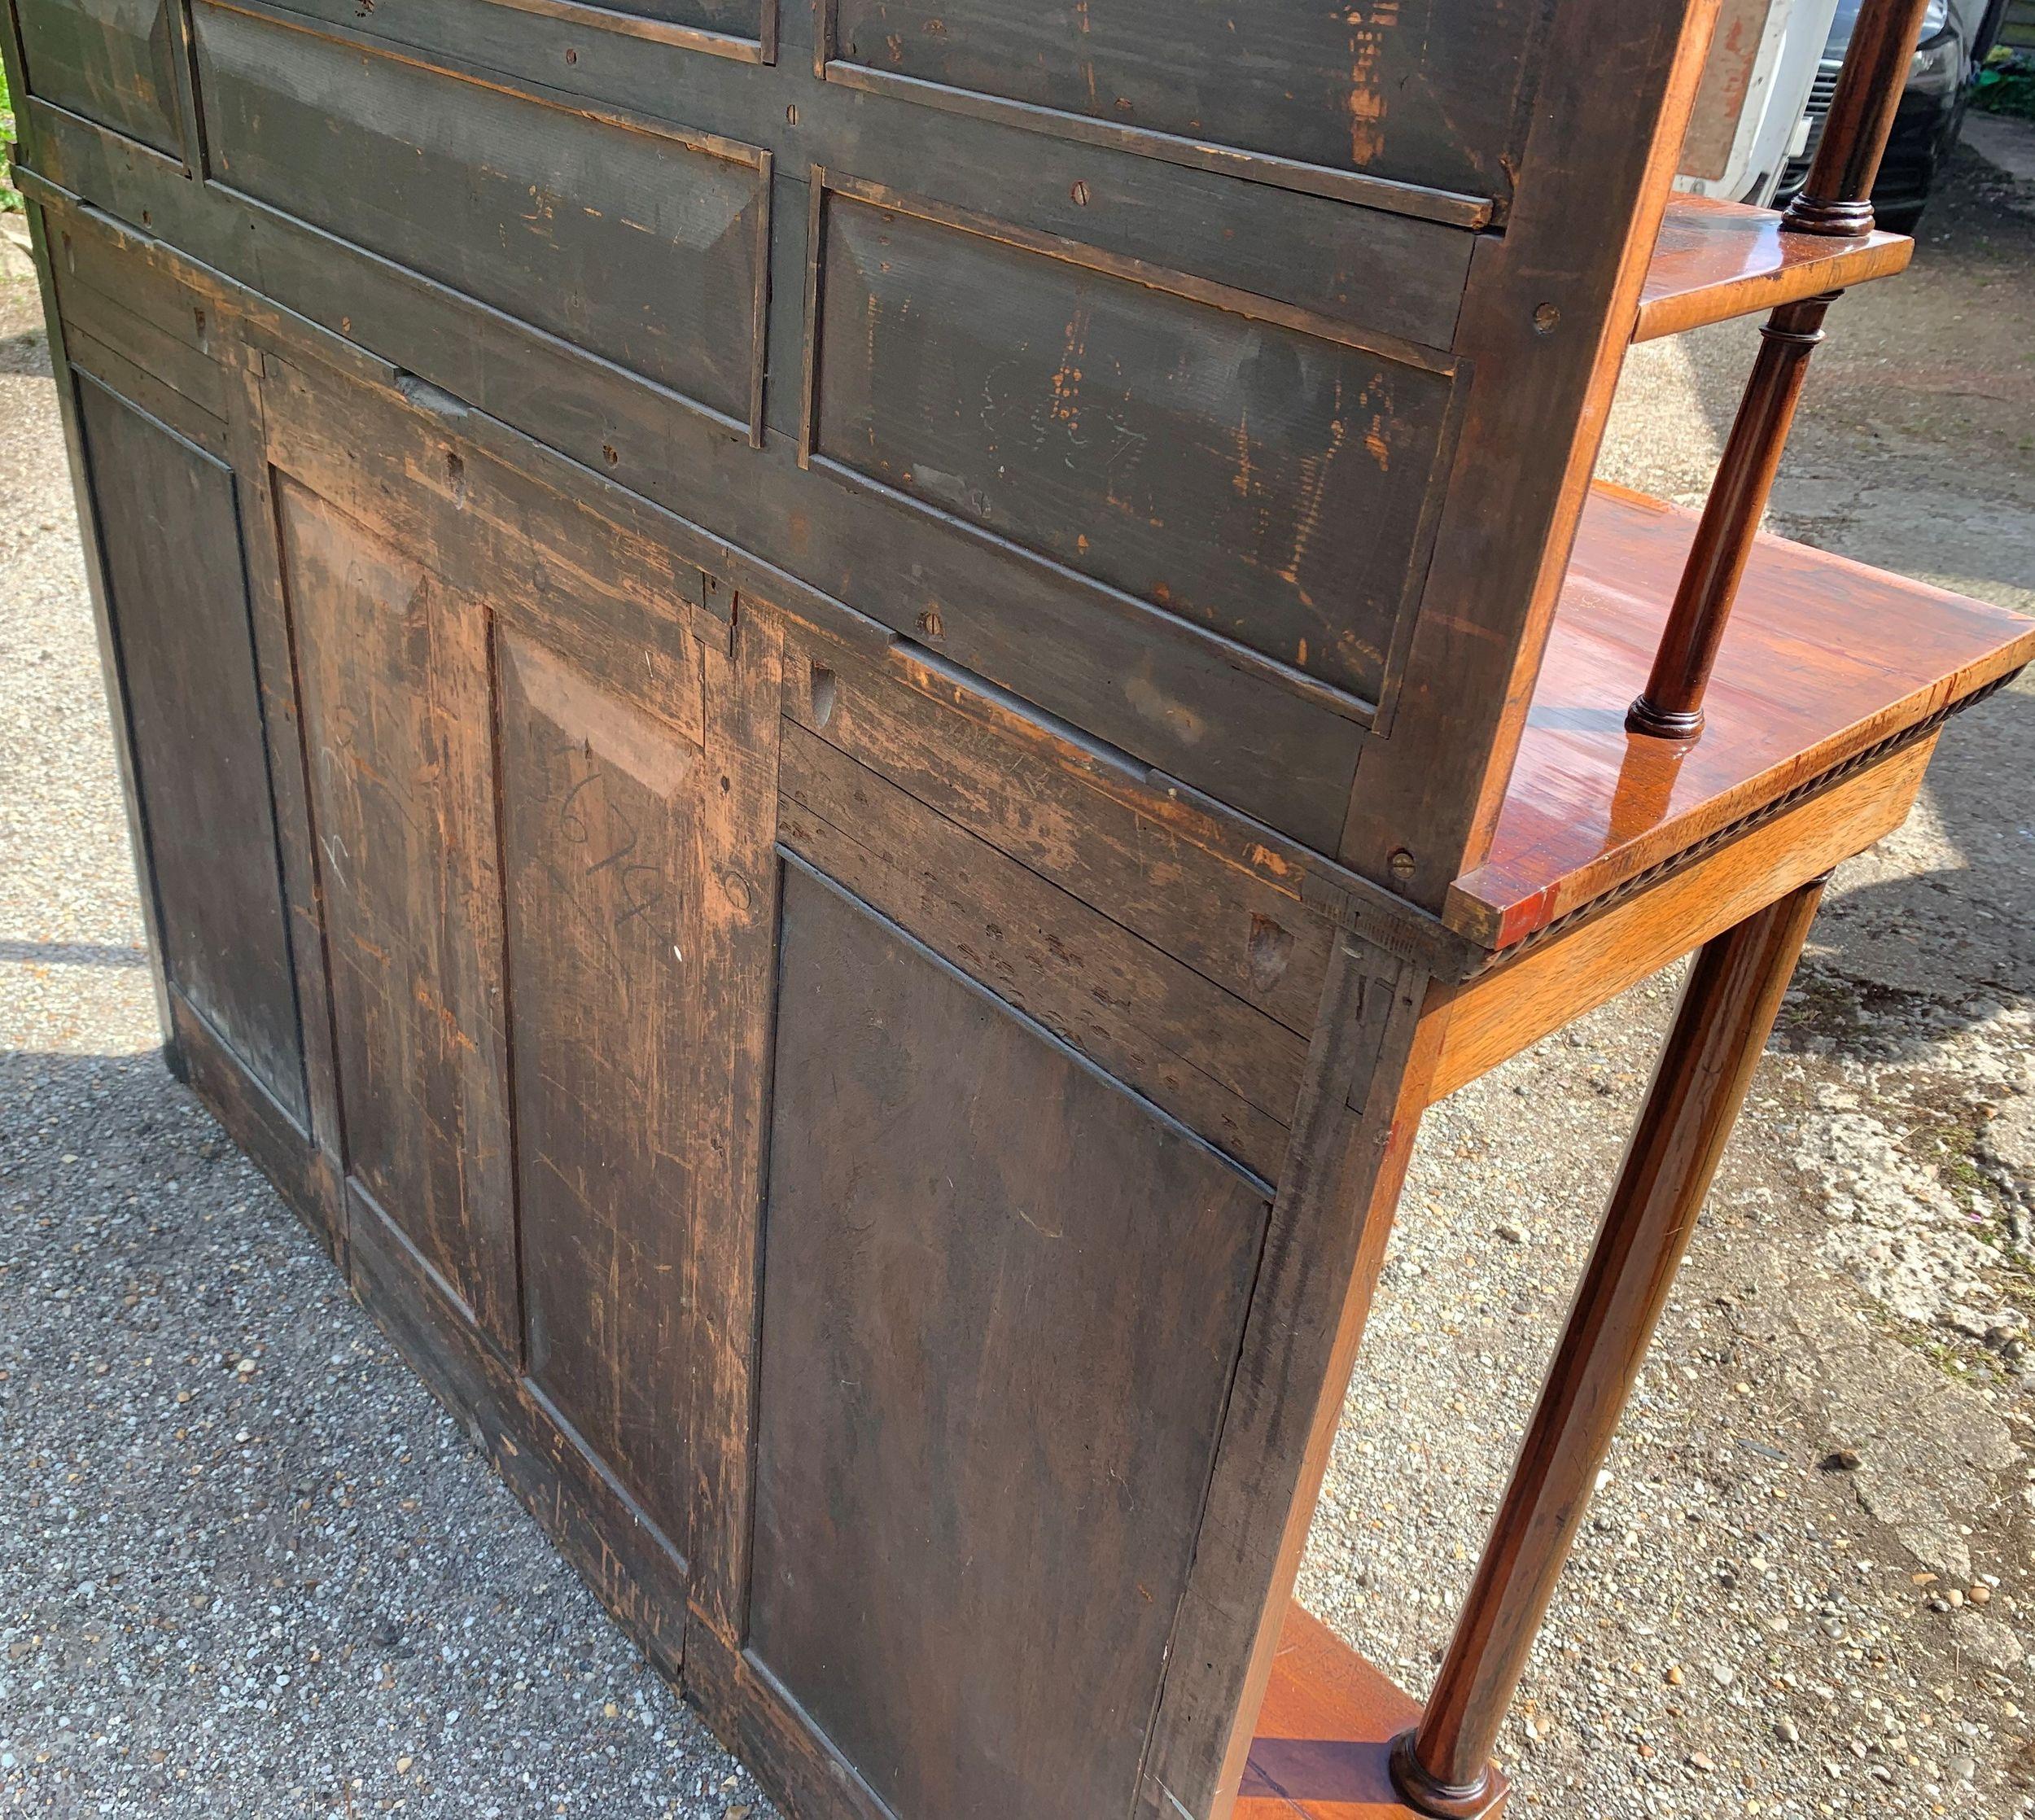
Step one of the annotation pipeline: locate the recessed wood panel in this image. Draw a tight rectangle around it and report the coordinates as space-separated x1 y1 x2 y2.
192 0 769 427
825 0 1546 207
497 628 699 1551
13 0 184 155
751 860 1271 1820
808 183 1456 708
278 477 519 1347
79 377 305 1119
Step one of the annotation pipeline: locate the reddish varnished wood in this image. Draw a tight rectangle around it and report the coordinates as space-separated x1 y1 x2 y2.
1451 484 2035 947
1238 1607 1506 1820
1628 291 1836 736
1401 882 1825 1805
1635 195 1910 341
1629 0 1937 737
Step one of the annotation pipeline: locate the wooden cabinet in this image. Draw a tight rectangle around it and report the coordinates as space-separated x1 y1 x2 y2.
7 0 2032 1814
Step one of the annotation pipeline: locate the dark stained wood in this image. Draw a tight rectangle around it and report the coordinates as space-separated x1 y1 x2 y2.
1453 484 2035 947
805 173 1457 713
749 857 1273 1820
279 478 520 1350
1635 195 1910 341
1332 0 1724 904
77 373 308 1124
1398 881 1825 1808
11 0 186 157
192 0 773 433
1141 940 1445 1820
55 261 230 424
778 724 1303 1182
7 192 178 1062
221 328 349 1253
18 2 2035 1818
479 0 770 57
822 0 1543 212
498 628 701 1554
1238 1605 1507 1820
781 628 1347 1035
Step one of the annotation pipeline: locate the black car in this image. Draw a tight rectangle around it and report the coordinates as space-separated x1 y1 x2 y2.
1775 0 2006 230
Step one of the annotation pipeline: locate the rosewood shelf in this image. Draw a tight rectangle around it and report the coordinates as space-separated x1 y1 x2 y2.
1634 195 1912 341
1239 1606 1508 1819
1449 483 2035 949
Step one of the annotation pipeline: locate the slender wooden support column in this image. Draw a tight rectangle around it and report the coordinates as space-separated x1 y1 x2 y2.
1389 878 1827 1817
1625 293 1834 738
1627 0 1933 738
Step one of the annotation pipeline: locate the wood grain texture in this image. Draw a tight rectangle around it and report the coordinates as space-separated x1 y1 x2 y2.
749 857 1272 1820
1334 0 1725 905
824 0 1547 209
805 177 1457 711
1451 484 2035 947
1142 943 1445 1820
222 335 348 1251
192 0 772 427
12 0 185 155
20 4 2032 1817
680 602 784 1647
1428 738 1932 1105
498 628 700 1554
1236 1605 1506 1820
1635 196 1912 340
280 477 519 1350
78 374 308 1124
781 628 1344 1035
777 720 1304 1181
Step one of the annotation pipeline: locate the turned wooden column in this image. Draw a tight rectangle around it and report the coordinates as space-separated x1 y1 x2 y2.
1627 0 1934 737
1389 878 1827 1816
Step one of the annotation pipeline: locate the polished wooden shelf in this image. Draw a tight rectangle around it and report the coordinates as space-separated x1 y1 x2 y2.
1634 195 1912 340
1449 483 2035 949
1239 1604 1508 1818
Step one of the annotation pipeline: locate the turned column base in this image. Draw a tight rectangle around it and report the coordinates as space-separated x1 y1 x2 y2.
1387 1730 1504 1819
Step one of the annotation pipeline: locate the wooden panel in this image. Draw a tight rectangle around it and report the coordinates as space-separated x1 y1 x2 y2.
193 0 771 428
279 478 519 1347
807 177 1457 711
781 629 1341 1038
497 628 700 1551
13 0 183 155
749 859 1271 1820
1450 484 2035 946
20 137 1376 855
822 0 1547 211
55 264 227 424
777 720 1302 1181
78 375 307 1122
1635 196 1912 341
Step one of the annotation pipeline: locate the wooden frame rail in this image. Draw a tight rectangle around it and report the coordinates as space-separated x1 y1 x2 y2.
1628 0 1937 738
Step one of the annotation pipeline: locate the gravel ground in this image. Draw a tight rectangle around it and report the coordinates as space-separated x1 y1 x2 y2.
2 138 2033 1818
